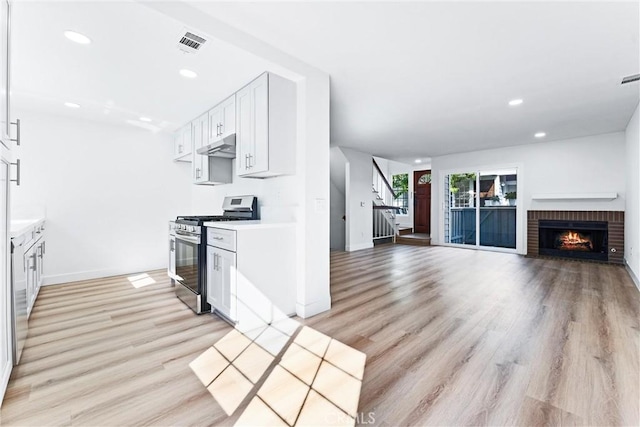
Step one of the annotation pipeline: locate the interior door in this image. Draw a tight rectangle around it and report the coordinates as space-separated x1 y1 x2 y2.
413 170 431 234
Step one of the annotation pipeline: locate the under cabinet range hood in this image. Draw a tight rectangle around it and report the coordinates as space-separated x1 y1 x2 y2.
196 134 236 158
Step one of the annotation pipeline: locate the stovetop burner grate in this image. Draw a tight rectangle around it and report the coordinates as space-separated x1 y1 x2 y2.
175 215 253 225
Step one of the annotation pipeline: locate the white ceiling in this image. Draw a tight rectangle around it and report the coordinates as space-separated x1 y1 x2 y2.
11 1 640 163
10 0 281 132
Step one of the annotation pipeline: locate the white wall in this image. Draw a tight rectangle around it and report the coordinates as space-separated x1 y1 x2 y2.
12 109 191 285
431 132 627 253
342 147 373 251
625 102 640 288
329 147 346 250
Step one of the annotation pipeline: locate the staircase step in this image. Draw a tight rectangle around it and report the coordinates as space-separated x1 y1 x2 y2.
373 237 394 246
395 233 431 246
398 227 413 236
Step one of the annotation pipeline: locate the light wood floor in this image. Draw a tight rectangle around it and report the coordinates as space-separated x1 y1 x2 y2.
1 245 639 426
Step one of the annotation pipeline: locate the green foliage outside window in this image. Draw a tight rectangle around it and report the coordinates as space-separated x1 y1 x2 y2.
392 173 408 198
449 173 476 194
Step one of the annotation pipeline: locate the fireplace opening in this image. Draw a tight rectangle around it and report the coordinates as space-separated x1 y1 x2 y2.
538 220 608 261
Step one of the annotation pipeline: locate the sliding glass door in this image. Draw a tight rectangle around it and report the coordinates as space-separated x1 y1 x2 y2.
444 168 518 251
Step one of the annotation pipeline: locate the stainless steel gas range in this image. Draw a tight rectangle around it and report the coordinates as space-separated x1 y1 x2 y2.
168 195 258 314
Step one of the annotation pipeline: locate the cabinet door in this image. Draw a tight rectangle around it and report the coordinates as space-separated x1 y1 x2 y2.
40 241 44 286
36 242 43 288
206 245 220 309
216 248 236 320
236 74 268 177
173 132 183 158
0 161 10 398
250 74 269 173
220 95 235 139
235 85 252 175
192 116 203 182
25 246 35 316
207 106 221 145
195 114 208 183
0 0 9 147
168 236 176 278
174 124 192 160
182 124 192 156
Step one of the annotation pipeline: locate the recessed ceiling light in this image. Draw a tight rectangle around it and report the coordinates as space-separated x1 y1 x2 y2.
534 132 546 138
508 99 523 106
415 159 422 163
179 69 197 79
139 117 152 122
64 30 91 45
64 102 80 108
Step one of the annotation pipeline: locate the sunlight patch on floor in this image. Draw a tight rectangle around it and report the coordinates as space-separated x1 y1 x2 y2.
127 273 156 288
189 322 366 426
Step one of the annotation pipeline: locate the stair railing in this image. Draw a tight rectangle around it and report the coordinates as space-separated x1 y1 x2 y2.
372 159 400 240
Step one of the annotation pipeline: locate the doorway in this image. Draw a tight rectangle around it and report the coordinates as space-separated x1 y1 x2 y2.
443 168 518 251
413 170 431 234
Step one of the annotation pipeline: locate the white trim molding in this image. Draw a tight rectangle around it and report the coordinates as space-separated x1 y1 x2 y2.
346 242 374 252
531 192 618 200
626 261 640 292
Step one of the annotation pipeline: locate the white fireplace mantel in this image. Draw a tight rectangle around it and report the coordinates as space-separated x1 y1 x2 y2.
531 192 618 201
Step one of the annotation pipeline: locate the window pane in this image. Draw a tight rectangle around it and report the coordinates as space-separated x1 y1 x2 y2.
444 173 476 245
479 170 517 249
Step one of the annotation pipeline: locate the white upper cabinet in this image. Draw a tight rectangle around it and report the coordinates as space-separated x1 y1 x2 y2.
194 112 232 186
173 123 192 162
0 0 10 150
192 113 207 182
207 94 235 145
236 72 296 178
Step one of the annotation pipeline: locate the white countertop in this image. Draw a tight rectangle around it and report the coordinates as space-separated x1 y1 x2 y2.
10 218 46 238
203 220 295 230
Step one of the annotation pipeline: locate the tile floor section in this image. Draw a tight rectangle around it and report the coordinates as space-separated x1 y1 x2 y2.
189 318 366 426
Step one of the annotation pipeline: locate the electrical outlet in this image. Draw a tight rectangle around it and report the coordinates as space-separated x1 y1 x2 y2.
360 201 365 207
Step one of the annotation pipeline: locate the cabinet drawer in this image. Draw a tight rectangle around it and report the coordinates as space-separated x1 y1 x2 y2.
207 227 236 252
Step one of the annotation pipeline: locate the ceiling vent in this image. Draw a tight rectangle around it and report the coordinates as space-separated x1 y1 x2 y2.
177 30 207 53
621 74 640 85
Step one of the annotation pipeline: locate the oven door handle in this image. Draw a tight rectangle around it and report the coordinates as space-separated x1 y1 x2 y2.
174 233 201 244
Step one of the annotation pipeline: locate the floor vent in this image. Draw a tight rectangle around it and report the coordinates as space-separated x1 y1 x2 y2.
621 74 640 85
178 30 207 53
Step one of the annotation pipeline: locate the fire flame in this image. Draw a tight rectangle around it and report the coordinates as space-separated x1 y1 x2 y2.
558 230 593 251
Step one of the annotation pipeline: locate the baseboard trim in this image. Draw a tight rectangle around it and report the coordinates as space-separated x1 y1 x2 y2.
625 262 640 292
43 266 165 286
345 242 374 252
0 358 11 406
296 298 331 319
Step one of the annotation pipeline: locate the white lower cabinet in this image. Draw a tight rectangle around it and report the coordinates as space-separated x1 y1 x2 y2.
206 244 236 321
12 220 45 319
24 223 44 318
204 223 296 333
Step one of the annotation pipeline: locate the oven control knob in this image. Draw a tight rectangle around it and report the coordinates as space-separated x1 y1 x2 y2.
189 226 196 232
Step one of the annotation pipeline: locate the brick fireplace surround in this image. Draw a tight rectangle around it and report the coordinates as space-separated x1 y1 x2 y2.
527 210 624 264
